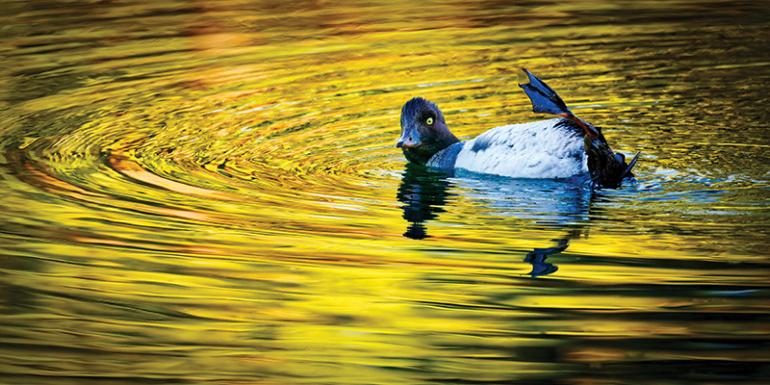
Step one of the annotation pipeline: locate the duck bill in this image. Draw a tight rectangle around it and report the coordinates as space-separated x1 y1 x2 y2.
396 126 422 148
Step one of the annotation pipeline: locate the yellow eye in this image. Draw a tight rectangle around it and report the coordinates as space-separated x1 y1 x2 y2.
426 117 434 125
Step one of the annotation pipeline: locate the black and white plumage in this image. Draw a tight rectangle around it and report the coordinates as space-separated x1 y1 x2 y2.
396 69 638 188
429 118 586 179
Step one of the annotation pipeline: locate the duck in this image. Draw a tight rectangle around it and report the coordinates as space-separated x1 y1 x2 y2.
396 69 639 188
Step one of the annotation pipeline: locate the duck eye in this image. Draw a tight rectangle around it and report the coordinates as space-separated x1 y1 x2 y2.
426 117 434 125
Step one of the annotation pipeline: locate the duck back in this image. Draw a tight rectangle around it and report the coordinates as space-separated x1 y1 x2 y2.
428 118 587 179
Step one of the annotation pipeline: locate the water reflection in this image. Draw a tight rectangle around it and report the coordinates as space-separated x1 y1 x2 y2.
398 164 594 277
2 0 769 383
524 239 566 277
397 163 454 240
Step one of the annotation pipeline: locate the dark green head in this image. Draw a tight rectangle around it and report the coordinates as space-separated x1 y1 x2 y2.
397 97 459 164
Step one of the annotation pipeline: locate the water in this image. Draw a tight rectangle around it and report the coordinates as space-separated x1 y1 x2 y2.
1 1 769 384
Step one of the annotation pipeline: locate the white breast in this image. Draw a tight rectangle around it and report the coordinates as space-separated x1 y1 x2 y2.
454 118 587 179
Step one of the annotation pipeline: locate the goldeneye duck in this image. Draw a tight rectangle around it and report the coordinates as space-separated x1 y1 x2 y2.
396 69 639 188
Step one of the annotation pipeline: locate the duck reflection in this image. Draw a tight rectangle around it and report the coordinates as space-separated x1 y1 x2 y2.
523 238 567 277
397 164 593 277
396 163 455 240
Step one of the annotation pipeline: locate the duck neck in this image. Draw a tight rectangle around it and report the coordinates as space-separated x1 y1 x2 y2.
404 132 460 165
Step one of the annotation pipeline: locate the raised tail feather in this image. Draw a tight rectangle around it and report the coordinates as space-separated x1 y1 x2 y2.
519 68 570 116
518 69 600 139
518 69 639 188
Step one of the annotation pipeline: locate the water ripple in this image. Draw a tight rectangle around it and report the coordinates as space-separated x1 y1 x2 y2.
1 1 769 384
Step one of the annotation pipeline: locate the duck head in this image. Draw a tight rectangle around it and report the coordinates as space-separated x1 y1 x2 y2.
397 97 459 164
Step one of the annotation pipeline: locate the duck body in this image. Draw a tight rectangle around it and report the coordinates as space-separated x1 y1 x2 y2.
426 118 587 179
397 69 639 188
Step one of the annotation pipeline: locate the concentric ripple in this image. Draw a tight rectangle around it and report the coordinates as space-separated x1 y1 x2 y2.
1 1 769 384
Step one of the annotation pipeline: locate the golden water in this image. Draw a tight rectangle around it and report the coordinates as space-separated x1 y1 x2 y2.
1 1 769 384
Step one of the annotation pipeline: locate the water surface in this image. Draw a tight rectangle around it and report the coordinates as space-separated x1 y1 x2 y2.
1 1 769 384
